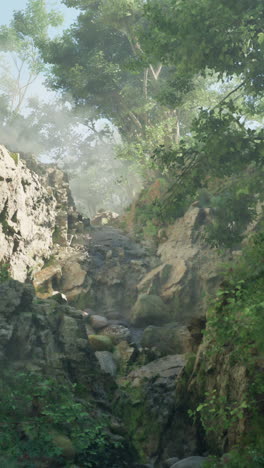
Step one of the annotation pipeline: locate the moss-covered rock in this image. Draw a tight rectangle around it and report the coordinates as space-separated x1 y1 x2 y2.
51 432 76 460
88 334 113 351
131 293 170 327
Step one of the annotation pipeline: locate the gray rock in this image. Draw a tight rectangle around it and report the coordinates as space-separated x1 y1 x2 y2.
171 456 207 468
131 294 170 327
95 351 117 376
89 314 109 330
164 458 180 467
128 354 186 382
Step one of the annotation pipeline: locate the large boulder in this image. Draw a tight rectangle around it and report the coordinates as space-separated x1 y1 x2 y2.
88 314 109 330
116 355 187 462
131 294 170 327
141 323 193 355
171 457 207 468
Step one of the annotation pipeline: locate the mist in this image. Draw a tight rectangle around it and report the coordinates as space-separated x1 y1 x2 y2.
0 63 142 219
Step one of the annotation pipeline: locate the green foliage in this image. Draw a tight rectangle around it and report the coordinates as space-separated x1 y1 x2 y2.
190 233 264 457
120 178 171 240
144 0 264 94
0 371 127 467
0 263 10 283
9 152 19 165
152 102 264 247
189 390 248 449
0 0 63 115
204 444 264 468
136 0 264 247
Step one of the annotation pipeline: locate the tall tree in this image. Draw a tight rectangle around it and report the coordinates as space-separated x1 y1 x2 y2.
0 0 63 115
143 0 264 246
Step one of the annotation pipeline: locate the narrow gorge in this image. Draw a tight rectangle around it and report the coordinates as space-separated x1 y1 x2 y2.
1 143 262 468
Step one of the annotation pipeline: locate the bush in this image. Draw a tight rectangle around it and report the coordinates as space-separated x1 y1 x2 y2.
0 371 128 467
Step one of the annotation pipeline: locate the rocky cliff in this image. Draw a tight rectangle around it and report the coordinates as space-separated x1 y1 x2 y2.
0 145 82 282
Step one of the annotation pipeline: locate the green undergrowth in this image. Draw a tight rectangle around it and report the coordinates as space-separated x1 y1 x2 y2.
119 177 177 241
115 380 160 463
0 370 129 468
9 152 19 165
0 263 10 283
190 232 264 464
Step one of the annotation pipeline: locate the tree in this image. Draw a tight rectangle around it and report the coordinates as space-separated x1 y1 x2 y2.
142 0 264 247
0 0 63 116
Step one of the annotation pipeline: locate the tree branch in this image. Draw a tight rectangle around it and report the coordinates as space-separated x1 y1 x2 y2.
214 80 246 109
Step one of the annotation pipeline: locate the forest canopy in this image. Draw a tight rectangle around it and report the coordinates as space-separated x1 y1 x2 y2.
0 0 263 243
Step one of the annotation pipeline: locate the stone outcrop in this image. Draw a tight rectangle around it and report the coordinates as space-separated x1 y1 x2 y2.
0 146 56 282
116 353 200 465
137 205 226 324
0 279 100 385
0 145 87 283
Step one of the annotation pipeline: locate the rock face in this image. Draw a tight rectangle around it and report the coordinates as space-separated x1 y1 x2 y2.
0 146 56 282
116 353 200 464
34 223 156 320
131 294 170 327
141 323 193 355
137 205 226 324
0 145 85 283
0 279 106 391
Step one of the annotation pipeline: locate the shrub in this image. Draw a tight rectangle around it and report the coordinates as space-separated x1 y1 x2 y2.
0 371 128 467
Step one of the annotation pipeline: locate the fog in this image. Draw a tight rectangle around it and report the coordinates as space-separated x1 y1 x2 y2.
0 53 141 219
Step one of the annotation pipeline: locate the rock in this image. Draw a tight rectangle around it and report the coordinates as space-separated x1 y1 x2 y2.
100 324 131 344
85 324 95 336
0 279 34 316
114 340 137 370
137 264 173 296
61 261 86 291
88 314 109 330
164 458 180 467
131 294 170 327
141 323 193 355
136 205 227 324
109 419 126 435
95 351 117 376
128 354 186 382
0 146 56 282
51 433 75 459
34 264 62 297
88 334 113 351
171 457 207 468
